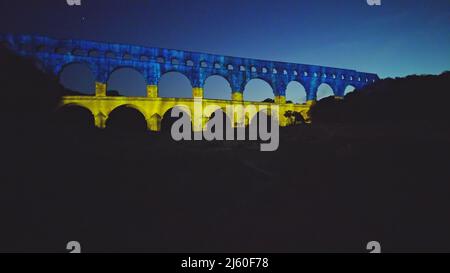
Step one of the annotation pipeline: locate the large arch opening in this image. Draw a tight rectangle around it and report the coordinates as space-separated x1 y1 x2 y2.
107 68 147 97
286 81 307 104
55 104 94 131
158 72 192 98
344 85 356 96
203 75 232 100
244 79 274 102
106 105 147 132
161 107 193 138
59 63 95 95
316 83 335 101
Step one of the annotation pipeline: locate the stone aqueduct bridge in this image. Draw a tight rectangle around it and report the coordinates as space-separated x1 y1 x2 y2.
0 34 379 131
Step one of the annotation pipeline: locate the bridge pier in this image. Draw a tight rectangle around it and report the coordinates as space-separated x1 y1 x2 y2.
147 85 158 98
275 95 286 104
147 114 161 132
95 82 107 97
192 87 204 98
232 92 243 102
94 112 108 129
275 96 287 126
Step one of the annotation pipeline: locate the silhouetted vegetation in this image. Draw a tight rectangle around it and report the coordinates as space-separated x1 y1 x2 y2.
106 90 122 96
311 72 450 123
263 98 274 103
106 106 148 133
0 45 61 127
284 110 306 125
1 45 450 253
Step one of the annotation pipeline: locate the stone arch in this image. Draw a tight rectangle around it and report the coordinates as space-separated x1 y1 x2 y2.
161 106 192 132
106 105 148 132
107 67 147 97
203 74 232 100
186 60 194 67
285 81 307 104
55 104 95 130
316 83 335 101
55 47 70 55
203 104 224 119
158 71 193 98
161 104 192 120
72 48 87 56
107 103 146 118
58 62 96 95
88 49 101 58
243 78 274 102
123 53 133 60
59 102 94 115
140 55 150 62
156 56 165 63
344 85 356 96
106 51 116 58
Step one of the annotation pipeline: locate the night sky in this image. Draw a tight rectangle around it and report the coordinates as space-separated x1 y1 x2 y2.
0 0 449 100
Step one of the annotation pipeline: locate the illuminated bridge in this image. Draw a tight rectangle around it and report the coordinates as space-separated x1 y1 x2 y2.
0 34 379 131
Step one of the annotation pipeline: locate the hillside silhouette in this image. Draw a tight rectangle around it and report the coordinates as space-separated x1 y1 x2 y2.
1 45 450 253
311 72 450 123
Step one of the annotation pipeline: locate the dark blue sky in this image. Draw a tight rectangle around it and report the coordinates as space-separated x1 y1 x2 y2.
1 0 449 101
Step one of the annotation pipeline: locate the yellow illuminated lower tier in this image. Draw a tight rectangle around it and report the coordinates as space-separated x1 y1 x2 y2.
60 95 313 132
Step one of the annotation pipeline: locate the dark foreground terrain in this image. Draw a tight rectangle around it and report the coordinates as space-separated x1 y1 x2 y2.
0 46 449 252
